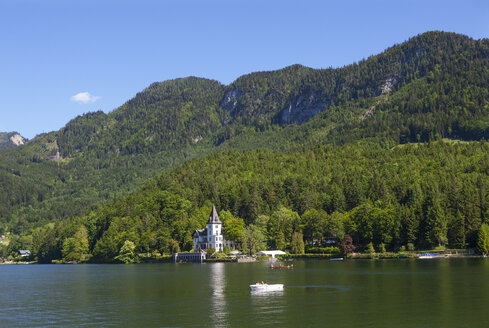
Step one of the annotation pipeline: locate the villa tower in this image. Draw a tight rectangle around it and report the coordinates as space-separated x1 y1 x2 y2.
206 205 223 251
193 205 235 252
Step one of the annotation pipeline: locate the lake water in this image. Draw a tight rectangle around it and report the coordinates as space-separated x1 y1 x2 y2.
1 259 489 327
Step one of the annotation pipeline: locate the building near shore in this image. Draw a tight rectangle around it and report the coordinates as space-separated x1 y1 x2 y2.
193 205 236 252
18 250 31 257
256 250 286 258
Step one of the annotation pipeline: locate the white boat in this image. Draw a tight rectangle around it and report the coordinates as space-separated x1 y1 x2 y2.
250 283 284 292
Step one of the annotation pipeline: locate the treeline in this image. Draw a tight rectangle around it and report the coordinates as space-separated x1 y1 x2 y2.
4 141 489 262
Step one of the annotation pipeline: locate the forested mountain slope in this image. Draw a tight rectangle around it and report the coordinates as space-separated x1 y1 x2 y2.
6 141 489 262
1 31 488 235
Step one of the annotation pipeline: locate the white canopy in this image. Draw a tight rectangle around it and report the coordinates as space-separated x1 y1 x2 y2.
256 250 286 258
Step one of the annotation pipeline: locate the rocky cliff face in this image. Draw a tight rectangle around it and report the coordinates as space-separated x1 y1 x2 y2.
0 132 26 150
277 92 328 125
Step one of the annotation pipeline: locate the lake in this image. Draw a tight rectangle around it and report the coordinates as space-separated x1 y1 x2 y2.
1 259 489 327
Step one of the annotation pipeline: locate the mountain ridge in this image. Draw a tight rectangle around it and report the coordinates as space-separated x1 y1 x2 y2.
1 31 488 234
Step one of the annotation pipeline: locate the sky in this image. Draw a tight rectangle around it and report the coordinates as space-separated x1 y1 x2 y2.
1 0 488 139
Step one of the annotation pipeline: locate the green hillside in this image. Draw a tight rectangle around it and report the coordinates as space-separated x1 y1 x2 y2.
1 31 489 238
5 140 489 262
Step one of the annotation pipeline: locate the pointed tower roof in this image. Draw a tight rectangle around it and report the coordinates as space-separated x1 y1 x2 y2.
207 205 222 224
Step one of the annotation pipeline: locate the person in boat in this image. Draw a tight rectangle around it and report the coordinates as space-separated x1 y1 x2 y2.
261 281 265 284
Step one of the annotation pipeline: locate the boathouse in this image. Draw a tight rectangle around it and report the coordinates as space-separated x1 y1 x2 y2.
173 250 206 263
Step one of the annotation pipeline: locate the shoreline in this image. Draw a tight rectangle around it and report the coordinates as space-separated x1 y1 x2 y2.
1 250 481 265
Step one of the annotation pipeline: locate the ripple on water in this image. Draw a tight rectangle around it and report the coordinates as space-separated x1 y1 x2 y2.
284 285 350 292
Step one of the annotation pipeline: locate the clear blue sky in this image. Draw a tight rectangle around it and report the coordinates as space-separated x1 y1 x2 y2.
1 0 488 139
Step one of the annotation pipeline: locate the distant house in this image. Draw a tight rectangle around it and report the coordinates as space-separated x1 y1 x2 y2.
19 250 31 257
193 205 236 252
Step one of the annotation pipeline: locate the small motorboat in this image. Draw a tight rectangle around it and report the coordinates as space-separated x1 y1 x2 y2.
250 283 284 292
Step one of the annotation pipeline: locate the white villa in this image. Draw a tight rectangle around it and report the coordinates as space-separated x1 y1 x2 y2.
193 205 236 252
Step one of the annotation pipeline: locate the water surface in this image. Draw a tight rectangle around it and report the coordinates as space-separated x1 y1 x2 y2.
1 259 488 327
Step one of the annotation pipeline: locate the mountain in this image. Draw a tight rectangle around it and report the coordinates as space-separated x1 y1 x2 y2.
0 132 26 150
1 31 489 235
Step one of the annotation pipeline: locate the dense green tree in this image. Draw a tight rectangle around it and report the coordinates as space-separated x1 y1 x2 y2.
168 239 180 254
220 211 245 245
34 226 60 263
268 206 301 249
62 238 77 261
290 232 305 254
477 224 489 255
399 205 418 246
255 215 269 235
302 209 324 245
323 211 345 241
422 185 448 247
115 240 138 263
366 242 375 254
448 210 466 248
73 226 89 258
241 225 266 255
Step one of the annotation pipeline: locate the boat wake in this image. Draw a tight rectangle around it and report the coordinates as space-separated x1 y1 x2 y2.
284 285 349 292
250 290 284 296
250 285 349 296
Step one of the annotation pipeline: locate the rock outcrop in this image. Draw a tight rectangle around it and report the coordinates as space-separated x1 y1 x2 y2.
277 92 327 125
0 132 26 150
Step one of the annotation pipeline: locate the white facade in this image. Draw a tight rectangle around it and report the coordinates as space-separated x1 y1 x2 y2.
207 219 222 251
193 205 236 253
